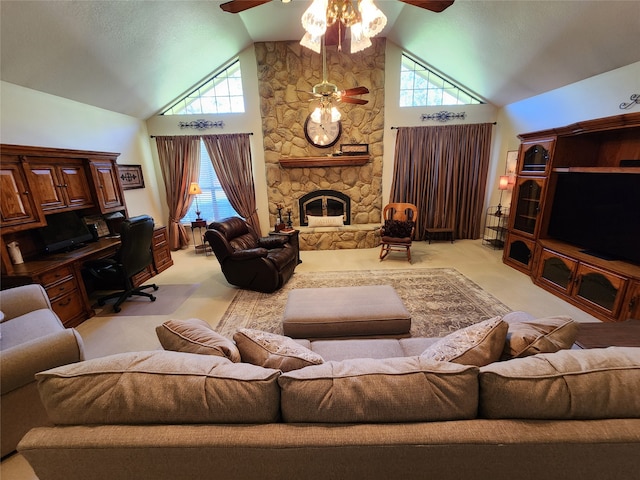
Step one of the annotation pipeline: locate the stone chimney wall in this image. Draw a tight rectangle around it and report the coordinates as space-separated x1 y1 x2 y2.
255 38 386 230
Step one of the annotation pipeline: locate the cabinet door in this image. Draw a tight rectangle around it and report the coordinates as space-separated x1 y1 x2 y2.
619 280 640 321
90 161 125 212
28 164 66 211
574 264 627 318
0 160 45 230
510 177 545 237
59 164 94 209
503 232 537 274
518 139 554 175
537 249 578 294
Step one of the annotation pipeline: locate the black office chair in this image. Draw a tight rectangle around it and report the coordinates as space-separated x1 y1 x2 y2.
84 215 159 313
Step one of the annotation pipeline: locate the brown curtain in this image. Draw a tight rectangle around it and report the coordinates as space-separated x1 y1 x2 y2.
156 135 201 250
390 123 493 241
202 133 261 234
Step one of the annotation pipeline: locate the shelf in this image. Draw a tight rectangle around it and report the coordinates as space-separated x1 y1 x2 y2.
553 166 640 174
279 155 370 168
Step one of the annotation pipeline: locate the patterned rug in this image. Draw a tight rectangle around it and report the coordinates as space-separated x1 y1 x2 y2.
215 268 511 338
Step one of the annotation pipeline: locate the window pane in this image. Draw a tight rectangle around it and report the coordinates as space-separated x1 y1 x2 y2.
184 141 238 223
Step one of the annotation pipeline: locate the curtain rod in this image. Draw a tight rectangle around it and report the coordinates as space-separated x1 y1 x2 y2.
391 123 496 129
150 133 253 138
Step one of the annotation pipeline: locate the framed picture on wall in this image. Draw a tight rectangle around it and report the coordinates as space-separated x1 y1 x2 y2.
506 150 518 175
117 164 145 190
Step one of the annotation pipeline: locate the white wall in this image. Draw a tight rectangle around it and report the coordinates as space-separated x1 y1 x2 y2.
145 45 269 235
0 81 164 224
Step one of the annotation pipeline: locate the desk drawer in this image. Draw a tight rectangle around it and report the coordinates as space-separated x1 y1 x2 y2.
39 265 74 286
45 277 77 301
50 291 84 326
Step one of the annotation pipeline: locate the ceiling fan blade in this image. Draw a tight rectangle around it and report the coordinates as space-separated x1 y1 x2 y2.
398 0 454 13
220 0 272 14
342 86 370 96
340 97 369 105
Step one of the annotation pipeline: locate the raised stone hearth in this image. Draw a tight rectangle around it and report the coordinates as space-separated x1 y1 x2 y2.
299 223 381 250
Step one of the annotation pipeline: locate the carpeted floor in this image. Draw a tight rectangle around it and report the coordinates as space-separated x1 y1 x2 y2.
94 284 201 316
215 268 512 338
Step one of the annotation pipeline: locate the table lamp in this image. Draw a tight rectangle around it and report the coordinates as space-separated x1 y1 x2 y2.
188 182 203 221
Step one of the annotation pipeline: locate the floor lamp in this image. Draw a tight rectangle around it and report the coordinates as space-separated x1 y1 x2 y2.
188 182 203 221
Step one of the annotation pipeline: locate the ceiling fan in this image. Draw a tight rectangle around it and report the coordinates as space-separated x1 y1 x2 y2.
303 37 370 109
220 0 454 15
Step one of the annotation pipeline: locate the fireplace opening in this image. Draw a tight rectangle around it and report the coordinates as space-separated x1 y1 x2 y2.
299 190 351 226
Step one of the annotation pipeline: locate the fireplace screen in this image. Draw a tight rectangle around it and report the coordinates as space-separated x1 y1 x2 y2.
299 190 351 226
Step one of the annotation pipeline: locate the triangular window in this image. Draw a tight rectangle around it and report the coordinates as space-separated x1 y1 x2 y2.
400 54 482 107
162 59 245 115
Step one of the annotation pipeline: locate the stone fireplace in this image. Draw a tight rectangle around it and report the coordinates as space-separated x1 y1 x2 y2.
255 39 385 249
299 190 350 226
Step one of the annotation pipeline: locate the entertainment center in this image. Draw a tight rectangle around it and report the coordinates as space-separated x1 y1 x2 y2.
503 112 640 322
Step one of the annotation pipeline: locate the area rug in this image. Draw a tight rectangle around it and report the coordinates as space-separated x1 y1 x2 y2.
215 269 511 338
94 284 200 316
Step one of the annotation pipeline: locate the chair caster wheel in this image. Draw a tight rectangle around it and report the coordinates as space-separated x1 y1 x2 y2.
113 306 121 313
98 300 105 306
153 285 159 291
150 295 156 302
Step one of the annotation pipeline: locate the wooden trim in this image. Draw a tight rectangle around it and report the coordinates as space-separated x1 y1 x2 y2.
279 155 370 168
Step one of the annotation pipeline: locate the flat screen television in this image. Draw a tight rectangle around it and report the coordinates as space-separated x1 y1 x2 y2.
547 172 640 265
38 211 94 253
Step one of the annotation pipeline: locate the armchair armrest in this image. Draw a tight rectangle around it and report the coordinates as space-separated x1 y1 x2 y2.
0 329 85 394
0 284 52 321
258 236 288 249
230 248 269 260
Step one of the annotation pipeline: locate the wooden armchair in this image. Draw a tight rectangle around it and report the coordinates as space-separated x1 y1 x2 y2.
379 203 418 263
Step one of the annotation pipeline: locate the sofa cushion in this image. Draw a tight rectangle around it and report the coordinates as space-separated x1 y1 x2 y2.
502 315 579 359
383 219 414 238
479 347 640 419
36 351 281 425
233 328 324 372
155 318 241 362
278 356 479 423
420 316 508 366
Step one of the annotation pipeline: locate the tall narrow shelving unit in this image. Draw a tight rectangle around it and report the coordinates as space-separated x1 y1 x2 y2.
482 206 509 249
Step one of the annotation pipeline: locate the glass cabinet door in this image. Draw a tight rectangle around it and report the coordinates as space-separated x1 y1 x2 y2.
519 140 553 175
575 264 627 316
537 249 578 293
512 177 544 236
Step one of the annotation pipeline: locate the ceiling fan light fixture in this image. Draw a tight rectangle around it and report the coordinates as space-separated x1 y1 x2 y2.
359 0 387 37
350 21 372 53
301 0 328 37
300 32 322 53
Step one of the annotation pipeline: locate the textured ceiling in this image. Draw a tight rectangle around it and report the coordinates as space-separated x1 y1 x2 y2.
1 0 639 119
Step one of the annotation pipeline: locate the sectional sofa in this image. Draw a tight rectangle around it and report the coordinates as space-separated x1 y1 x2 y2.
18 313 640 480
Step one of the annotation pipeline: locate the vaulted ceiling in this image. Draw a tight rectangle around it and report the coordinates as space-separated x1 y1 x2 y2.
1 0 639 120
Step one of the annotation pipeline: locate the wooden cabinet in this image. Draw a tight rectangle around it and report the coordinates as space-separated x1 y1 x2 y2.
131 226 173 287
503 112 640 322
0 156 46 232
26 159 94 212
536 246 629 320
36 265 86 327
621 280 640 321
89 160 126 213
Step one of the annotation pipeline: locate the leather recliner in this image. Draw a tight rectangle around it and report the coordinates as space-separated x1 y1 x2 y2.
204 217 298 293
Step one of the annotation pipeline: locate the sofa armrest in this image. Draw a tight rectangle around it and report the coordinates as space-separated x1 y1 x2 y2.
0 284 53 322
0 329 84 394
258 236 288 249
230 248 269 260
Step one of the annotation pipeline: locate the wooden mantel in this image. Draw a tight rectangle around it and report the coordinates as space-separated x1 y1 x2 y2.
279 155 370 168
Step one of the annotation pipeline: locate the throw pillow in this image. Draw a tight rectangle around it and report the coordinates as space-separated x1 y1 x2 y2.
421 316 508 366
502 315 579 359
383 219 414 238
307 215 344 228
233 328 324 372
156 318 241 362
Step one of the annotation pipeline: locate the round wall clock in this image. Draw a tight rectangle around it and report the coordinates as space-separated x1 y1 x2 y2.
304 114 342 149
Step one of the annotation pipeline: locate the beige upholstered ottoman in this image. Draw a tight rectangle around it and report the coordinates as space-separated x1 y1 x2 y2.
283 285 411 339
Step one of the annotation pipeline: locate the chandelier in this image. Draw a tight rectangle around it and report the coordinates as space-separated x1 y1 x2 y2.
300 0 387 54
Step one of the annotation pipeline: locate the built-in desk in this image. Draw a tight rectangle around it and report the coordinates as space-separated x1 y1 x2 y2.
5 238 121 327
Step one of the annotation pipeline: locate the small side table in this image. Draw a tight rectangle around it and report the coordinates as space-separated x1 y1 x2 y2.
191 220 211 255
269 229 301 264
425 227 455 244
